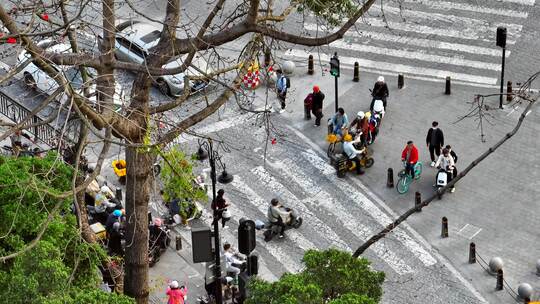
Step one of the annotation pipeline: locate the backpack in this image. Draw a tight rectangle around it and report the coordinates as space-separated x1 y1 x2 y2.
285 76 291 89
304 93 313 106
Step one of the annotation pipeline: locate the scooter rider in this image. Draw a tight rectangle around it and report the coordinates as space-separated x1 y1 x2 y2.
435 148 456 193
349 111 369 145
267 198 290 238
330 108 349 136
371 76 389 111
342 134 365 175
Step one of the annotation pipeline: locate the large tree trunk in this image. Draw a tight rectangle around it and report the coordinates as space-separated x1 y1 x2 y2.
124 146 154 303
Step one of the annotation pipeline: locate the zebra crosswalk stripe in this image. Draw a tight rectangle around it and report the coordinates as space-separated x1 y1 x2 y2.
264 157 415 274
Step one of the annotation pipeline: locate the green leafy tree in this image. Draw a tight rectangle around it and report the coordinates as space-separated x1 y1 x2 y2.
159 148 207 219
298 0 357 25
0 154 134 304
245 249 384 304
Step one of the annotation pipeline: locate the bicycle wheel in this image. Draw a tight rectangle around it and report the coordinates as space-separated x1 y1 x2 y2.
327 143 335 158
362 157 374 168
396 176 410 194
414 162 423 180
397 169 406 178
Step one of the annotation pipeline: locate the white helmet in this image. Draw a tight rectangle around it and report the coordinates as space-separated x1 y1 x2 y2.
357 111 365 119
377 76 385 82
100 186 109 193
170 280 179 288
373 100 384 113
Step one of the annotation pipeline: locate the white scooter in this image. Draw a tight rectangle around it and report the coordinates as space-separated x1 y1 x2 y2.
434 168 448 199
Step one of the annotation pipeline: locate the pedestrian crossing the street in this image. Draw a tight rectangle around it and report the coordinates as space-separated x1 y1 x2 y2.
282 0 535 86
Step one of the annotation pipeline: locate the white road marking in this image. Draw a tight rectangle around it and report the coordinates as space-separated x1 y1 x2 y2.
172 114 252 144
328 40 501 71
304 23 510 58
358 16 521 45
284 49 498 85
500 0 536 5
201 186 296 275
231 176 317 253
403 0 529 18
265 157 414 275
286 126 488 303
250 166 352 252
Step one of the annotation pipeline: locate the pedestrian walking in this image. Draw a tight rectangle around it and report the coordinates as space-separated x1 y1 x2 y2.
312 85 325 126
211 189 230 228
275 69 288 113
304 92 313 120
166 280 187 304
446 144 458 180
107 222 124 257
370 76 389 111
425 121 444 167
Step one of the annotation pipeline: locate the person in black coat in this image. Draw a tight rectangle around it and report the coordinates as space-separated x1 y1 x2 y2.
311 85 325 127
371 76 389 110
108 222 124 257
426 121 444 166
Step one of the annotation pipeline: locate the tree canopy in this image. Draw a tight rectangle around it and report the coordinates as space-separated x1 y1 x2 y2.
0 153 133 304
246 249 385 304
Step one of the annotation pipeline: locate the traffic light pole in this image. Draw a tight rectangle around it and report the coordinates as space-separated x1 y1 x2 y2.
499 47 506 109
334 75 339 113
209 143 223 304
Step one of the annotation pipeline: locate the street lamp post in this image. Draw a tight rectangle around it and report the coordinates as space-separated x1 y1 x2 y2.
196 139 233 304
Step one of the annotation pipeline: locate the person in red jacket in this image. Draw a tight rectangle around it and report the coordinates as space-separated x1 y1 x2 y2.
166 280 187 304
401 140 419 178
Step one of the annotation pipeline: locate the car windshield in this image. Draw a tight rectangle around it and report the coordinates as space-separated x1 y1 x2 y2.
64 67 97 89
140 30 161 44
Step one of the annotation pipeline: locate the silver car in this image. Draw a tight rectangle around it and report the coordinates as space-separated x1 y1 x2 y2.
17 39 126 112
114 21 210 96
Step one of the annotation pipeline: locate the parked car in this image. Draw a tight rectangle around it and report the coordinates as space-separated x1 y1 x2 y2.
113 21 210 96
17 39 126 112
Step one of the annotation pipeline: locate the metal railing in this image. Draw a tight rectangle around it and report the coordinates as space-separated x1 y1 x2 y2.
0 89 79 148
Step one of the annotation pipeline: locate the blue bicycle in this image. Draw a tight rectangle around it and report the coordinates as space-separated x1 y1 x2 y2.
396 161 423 194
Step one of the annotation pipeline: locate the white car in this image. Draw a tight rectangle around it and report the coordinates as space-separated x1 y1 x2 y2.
113 21 210 96
17 40 126 112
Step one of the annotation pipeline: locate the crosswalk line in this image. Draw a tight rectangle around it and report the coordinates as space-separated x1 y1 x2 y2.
202 185 301 274
263 156 414 274
171 113 253 144
304 23 509 58
500 0 536 5
284 49 498 85
402 0 528 18
328 40 501 71
299 149 438 267
231 176 318 253
250 166 352 252
358 16 521 45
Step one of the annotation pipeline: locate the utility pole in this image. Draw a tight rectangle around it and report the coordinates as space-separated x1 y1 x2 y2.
496 27 507 109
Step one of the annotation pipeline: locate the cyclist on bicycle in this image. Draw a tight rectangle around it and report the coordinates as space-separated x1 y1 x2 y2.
401 141 419 178
330 108 349 136
343 134 365 175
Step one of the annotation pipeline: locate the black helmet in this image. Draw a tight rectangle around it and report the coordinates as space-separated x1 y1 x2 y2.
271 198 279 206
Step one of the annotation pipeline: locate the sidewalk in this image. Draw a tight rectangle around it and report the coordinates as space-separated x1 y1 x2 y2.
268 61 540 303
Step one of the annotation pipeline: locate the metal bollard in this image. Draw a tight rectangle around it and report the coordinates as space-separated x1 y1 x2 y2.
353 62 359 82
308 55 314 75
415 191 421 212
469 242 476 264
387 168 394 188
176 235 182 250
398 74 404 89
441 217 448 238
445 76 451 95
264 48 271 67
507 81 513 102
496 269 503 291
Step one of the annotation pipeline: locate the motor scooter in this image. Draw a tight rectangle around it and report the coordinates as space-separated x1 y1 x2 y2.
434 168 448 199
148 219 171 267
255 207 303 242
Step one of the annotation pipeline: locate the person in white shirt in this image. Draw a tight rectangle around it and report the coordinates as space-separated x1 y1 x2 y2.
223 243 245 276
342 134 365 175
434 148 456 192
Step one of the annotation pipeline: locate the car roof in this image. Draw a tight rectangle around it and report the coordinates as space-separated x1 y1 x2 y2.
118 22 161 50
